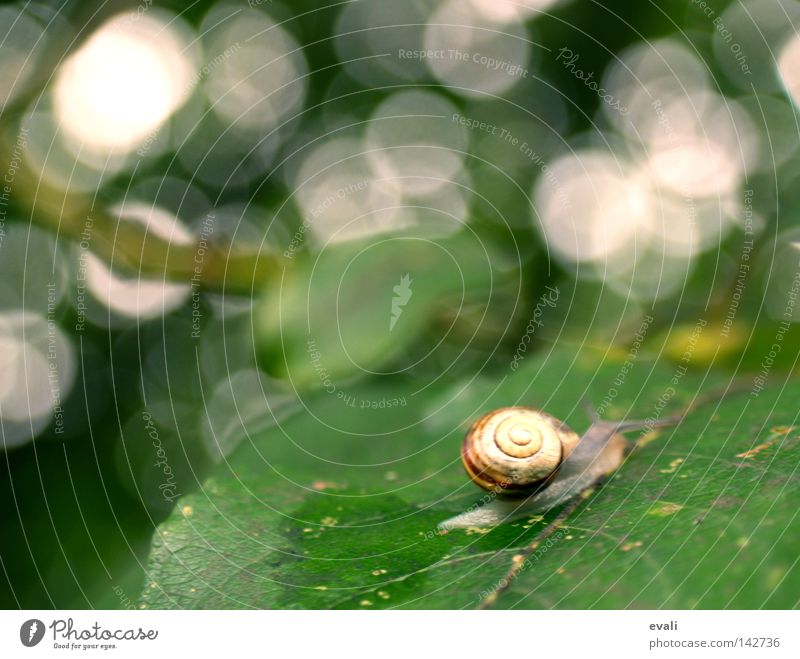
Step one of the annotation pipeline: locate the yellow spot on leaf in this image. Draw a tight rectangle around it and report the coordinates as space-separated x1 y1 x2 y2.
181 505 193 516
311 481 341 491
737 427 798 459
465 526 491 535
664 320 742 364
737 440 776 459
767 567 787 588
622 540 643 552
648 502 684 517
659 458 684 474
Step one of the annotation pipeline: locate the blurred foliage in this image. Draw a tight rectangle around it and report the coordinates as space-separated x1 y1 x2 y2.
0 0 798 609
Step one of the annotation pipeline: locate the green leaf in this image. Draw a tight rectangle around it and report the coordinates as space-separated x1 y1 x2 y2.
139 349 800 608
254 231 510 389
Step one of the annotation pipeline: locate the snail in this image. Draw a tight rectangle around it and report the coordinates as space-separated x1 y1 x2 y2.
439 404 679 529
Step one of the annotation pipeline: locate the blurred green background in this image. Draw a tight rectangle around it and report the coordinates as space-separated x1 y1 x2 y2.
0 0 799 608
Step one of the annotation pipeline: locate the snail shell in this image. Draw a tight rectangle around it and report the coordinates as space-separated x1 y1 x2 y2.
461 407 580 495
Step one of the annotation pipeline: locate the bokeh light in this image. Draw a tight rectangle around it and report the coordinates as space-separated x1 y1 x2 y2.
365 90 469 195
53 11 196 154
334 0 432 87
424 0 532 98
201 4 308 135
78 202 193 326
766 231 800 323
534 150 650 266
470 0 565 23
713 0 800 92
0 5 49 109
0 311 76 448
779 30 800 107
293 135 403 245
0 224 69 313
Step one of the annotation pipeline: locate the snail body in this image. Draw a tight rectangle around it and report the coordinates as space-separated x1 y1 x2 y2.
440 406 675 529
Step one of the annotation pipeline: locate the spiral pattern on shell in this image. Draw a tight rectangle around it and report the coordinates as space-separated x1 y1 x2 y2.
461 407 580 495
